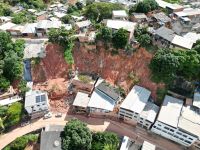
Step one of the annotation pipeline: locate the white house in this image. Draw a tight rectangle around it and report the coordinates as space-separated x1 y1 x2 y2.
25 90 49 119
151 95 200 147
119 85 159 129
87 82 120 113
112 10 128 20
106 19 137 40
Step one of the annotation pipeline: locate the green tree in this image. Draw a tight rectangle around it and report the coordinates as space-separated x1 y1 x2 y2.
61 119 92 150
76 2 84 10
61 15 72 24
4 134 38 150
67 5 78 14
0 3 12 16
4 102 23 128
0 76 10 91
112 28 129 49
84 2 124 22
91 132 119 150
96 26 112 43
48 27 74 47
150 48 181 82
193 40 200 53
11 12 27 24
137 34 151 47
129 0 158 14
0 32 12 57
3 51 23 82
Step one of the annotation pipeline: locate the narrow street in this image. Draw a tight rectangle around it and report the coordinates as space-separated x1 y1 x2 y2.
0 113 185 150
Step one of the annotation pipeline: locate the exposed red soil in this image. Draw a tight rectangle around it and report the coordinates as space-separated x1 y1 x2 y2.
32 44 69 112
73 42 164 99
32 42 164 112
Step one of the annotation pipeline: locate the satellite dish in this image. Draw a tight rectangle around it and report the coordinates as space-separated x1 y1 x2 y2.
54 140 60 147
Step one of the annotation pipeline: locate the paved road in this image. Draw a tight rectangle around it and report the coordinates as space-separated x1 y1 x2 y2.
0 114 184 150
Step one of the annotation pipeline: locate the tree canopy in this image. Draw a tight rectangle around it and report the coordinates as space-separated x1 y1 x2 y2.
84 2 124 22
129 0 158 14
0 32 25 91
4 102 23 128
112 28 129 49
150 48 200 82
91 132 119 150
61 119 92 150
96 26 112 43
0 3 12 16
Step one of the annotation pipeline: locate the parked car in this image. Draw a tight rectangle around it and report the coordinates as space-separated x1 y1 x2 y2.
55 113 62 118
21 121 30 127
44 112 52 119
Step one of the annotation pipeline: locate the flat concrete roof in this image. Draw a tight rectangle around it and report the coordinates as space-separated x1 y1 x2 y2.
106 19 137 33
140 102 160 123
73 92 90 108
120 85 151 114
178 106 200 138
157 95 183 128
113 10 128 17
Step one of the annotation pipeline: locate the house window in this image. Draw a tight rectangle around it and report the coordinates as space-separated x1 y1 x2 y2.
177 132 182 135
184 140 191 144
188 137 193 140
170 129 174 132
164 127 169 130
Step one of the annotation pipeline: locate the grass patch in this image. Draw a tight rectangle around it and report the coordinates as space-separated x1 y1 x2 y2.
78 75 93 83
3 134 38 150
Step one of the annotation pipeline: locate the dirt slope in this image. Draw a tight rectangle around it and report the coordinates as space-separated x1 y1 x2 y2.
73 43 164 99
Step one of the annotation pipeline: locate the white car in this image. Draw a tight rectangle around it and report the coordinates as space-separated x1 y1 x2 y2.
44 112 52 119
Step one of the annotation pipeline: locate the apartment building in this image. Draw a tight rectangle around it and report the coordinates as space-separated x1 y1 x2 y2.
151 95 200 147
119 85 159 129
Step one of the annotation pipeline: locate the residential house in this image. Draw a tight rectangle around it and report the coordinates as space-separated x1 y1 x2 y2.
87 81 120 113
0 16 11 24
192 23 200 32
155 0 183 13
171 35 193 50
40 125 64 150
119 85 159 129
130 13 147 23
35 20 62 37
23 40 46 59
119 136 141 150
21 23 37 38
151 95 200 147
105 19 137 40
173 8 200 24
119 136 156 150
54 12 66 19
25 90 49 119
151 12 171 28
35 11 48 21
152 26 193 50
112 10 128 20
27 9 37 14
72 92 90 112
75 20 91 33
0 22 16 31
166 4 184 13
183 32 200 44
7 24 24 36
